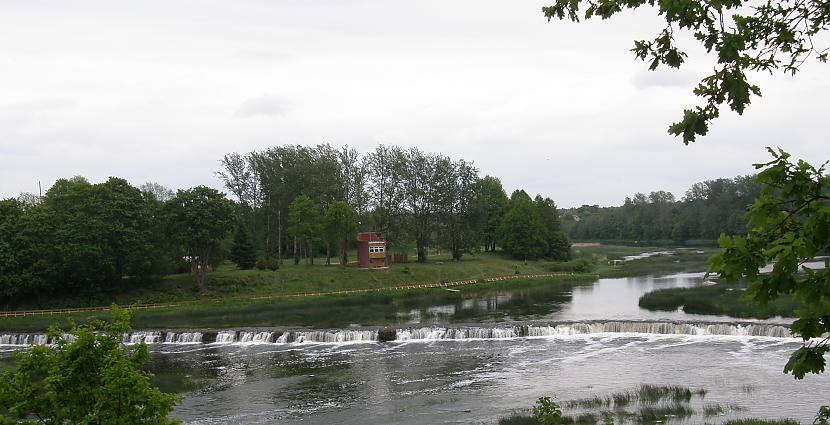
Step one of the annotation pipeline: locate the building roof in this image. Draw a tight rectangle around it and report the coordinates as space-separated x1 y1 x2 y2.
356 232 385 242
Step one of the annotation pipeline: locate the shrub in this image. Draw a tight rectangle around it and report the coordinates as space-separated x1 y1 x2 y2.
533 397 562 425
0 306 179 423
255 258 268 270
255 258 279 271
547 257 595 273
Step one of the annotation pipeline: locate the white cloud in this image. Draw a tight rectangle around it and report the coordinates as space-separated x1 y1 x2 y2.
631 68 698 89
0 1 826 207
235 95 291 118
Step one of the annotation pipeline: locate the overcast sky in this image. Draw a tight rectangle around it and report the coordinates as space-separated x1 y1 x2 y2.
1 1 827 207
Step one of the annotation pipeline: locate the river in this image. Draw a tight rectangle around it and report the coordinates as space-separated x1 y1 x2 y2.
1 268 827 424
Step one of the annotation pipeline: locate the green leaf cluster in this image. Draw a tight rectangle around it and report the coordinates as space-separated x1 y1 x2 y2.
499 191 571 260
543 0 830 143
0 306 179 424
710 148 830 379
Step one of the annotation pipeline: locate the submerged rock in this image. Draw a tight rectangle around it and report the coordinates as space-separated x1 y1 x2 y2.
377 326 396 343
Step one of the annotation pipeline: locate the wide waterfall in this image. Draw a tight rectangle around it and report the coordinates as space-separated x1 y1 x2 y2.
0 321 797 347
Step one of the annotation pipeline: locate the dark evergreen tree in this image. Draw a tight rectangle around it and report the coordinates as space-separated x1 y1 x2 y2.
230 222 256 270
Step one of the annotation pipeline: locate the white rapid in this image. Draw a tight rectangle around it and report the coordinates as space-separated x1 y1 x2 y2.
0 321 796 347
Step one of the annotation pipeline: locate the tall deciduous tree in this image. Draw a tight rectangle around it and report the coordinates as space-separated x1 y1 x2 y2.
474 176 509 252
443 159 482 261
287 195 321 265
165 186 235 293
323 201 358 266
139 182 176 202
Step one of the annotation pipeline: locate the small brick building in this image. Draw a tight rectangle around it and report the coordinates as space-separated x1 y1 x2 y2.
356 232 387 269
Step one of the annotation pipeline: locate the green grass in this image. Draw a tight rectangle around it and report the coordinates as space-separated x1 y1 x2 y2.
0 244 720 331
0 275 592 332
638 283 801 319
8 251 578 311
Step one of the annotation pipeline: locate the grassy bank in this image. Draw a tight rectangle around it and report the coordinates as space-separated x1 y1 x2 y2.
638 283 800 319
0 244 722 331
10 251 577 310
573 246 719 278
0 274 594 332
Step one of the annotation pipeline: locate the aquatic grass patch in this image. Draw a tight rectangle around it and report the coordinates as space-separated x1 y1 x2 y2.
637 384 694 404
497 413 539 425
637 404 693 423
638 283 801 319
549 385 708 424
611 391 636 408
565 385 706 411
564 395 610 409
561 413 599 424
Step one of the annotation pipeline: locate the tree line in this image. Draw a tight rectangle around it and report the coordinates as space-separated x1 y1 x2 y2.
561 175 761 244
0 177 235 305
217 144 571 264
0 144 571 306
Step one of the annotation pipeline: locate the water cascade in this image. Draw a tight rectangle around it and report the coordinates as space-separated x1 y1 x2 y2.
0 321 797 347
164 332 203 344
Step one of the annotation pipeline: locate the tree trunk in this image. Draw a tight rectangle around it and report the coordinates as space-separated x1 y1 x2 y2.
277 209 282 265
452 237 462 261
339 239 348 266
265 196 271 253
416 237 427 263
308 242 314 265
196 249 211 294
293 236 299 265
326 243 331 265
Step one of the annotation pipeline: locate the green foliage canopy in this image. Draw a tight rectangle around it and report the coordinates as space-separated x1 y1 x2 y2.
287 195 322 264
0 307 179 424
323 201 358 266
165 186 235 292
543 0 829 143
710 148 830 378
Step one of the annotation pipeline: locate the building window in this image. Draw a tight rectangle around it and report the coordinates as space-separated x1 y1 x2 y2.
368 245 385 253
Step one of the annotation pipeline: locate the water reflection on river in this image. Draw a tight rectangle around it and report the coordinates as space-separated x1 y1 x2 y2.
157 334 827 424
139 271 821 424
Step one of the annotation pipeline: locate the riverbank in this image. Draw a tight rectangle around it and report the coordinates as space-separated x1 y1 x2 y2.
0 274 595 332
0 245 721 332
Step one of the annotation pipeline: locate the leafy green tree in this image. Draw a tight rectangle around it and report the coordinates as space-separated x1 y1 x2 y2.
0 199 45 305
323 201 358 266
229 222 257 270
535 195 571 260
41 177 160 296
544 0 829 143
474 176 509 252
443 159 482 261
710 148 830 379
165 186 235 292
287 195 322 265
499 196 550 260
0 307 179 423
